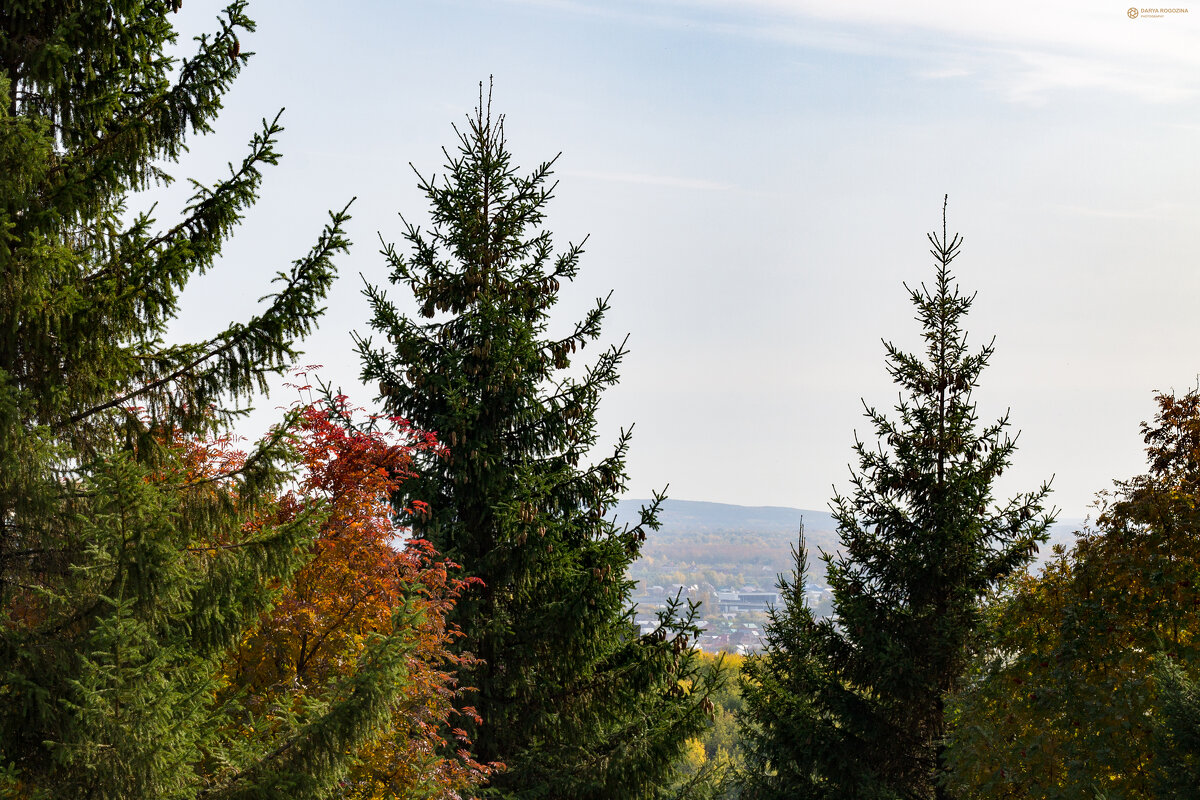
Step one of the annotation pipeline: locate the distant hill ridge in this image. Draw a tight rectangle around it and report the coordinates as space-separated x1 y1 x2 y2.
614 498 1083 568
613 498 835 536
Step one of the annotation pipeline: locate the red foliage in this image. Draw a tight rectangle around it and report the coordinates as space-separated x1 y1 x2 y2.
221 393 492 798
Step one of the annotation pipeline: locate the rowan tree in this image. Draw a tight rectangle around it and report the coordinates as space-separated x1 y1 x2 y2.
356 89 720 799
0 3 419 797
740 200 1053 800
216 393 491 800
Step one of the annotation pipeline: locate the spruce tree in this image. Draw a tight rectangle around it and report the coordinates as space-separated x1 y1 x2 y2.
740 199 1053 800
0 4 419 798
740 527 850 799
356 89 720 799
1154 659 1200 798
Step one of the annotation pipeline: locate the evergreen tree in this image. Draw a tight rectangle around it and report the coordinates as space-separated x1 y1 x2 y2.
740 527 851 800
740 200 1053 800
0 4 421 797
356 89 720 799
1154 659 1200 799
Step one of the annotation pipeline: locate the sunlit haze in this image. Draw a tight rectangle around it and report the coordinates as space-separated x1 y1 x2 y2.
161 1 1200 519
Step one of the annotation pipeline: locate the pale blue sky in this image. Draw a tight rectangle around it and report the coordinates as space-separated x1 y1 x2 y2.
163 1 1200 518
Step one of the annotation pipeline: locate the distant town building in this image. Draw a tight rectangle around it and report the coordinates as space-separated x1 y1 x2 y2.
715 590 779 614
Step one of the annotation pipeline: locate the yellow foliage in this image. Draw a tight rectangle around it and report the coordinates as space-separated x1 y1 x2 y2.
946 391 1200 800
683 737 707 771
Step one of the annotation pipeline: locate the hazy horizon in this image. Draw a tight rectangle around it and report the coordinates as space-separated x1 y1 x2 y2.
154 1 1199 519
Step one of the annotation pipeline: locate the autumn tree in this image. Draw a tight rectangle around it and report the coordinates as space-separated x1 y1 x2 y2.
740 200 1053 800
0 3 420 797
356 89 720 798
214 393 490 800
668 650 746 800
945 390 1200 800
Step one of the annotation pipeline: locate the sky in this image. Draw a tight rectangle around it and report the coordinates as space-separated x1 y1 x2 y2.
160 0 1200 520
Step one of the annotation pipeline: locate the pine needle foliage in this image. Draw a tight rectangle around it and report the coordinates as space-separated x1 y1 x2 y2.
356 88 721 799
740 200 1053 800
1154 659 1200 798
740 526 849 800
0 4 417 798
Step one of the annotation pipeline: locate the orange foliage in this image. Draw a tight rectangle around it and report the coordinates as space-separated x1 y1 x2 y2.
220 395 492 798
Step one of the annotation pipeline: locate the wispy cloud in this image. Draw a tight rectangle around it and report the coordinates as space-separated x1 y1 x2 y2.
563 168 734 191
1051 202 1196 221
915 66 972 80
503 0 1200 104
997 47 1198 105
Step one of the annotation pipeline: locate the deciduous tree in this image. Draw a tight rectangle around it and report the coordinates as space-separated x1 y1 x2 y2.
216 393 490 800
945 390 1200 800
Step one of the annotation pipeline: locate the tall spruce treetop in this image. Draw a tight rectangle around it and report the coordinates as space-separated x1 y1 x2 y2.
1 4 421 798
740 200 1053 800
357 89 719 799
